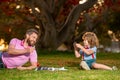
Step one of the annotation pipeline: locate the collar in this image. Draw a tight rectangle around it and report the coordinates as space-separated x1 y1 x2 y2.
84 46 89 49
21 40 24 46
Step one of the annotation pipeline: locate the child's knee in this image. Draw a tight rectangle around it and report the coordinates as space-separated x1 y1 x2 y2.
92 63 97 68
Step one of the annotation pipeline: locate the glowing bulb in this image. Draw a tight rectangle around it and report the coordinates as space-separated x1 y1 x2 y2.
16 5 20 9
29 9 33 13
79 0 87 4
35 7 40 13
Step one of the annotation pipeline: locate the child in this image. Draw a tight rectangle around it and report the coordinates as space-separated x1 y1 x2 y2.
73 32 117 70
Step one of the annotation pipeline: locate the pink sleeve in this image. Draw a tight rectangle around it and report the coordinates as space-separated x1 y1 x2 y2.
9 38 18 45
29 50 37 63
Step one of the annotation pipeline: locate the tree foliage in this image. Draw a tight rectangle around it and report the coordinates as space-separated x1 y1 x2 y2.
0 0 120 50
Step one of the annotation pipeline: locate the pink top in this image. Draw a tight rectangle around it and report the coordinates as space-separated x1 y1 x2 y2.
2 38 37 69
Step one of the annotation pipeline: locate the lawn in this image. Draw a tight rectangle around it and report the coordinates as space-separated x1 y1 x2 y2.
0 50 120 80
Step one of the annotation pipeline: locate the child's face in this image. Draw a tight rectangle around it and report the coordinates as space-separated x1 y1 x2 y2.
83 39 90 48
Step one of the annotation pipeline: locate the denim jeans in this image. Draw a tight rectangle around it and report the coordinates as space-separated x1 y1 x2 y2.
0 51 5 68
85 59 96 68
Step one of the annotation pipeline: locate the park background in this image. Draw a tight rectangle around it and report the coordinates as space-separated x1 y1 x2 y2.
0 0 120 80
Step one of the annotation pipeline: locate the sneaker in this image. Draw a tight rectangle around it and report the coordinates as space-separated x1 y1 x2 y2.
50 67 67 71
58 67 67 71
35 66 50 71
112 66 118 70
35 66 67 71
48 67 55 71
80 61 90 70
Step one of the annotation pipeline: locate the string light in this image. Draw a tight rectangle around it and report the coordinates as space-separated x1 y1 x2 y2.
79 0 87 4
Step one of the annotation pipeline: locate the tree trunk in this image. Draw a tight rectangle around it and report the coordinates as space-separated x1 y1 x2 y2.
25 0 97 50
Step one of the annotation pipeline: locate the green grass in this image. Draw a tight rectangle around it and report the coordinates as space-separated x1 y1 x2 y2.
0 50 120 80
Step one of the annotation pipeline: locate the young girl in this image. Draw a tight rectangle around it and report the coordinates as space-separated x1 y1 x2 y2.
73 32 117 70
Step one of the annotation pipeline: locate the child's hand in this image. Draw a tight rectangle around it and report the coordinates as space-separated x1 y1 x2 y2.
73 42 79 50
73 42 77 46
76 43 82 48
73 42 76 48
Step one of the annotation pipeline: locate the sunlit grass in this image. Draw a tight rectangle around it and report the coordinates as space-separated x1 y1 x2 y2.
0 50 120 80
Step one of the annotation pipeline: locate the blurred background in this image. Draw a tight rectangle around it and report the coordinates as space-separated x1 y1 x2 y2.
0 0 120 53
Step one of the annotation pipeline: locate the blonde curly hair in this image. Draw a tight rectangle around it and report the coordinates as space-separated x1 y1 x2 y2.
82 32 99 47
